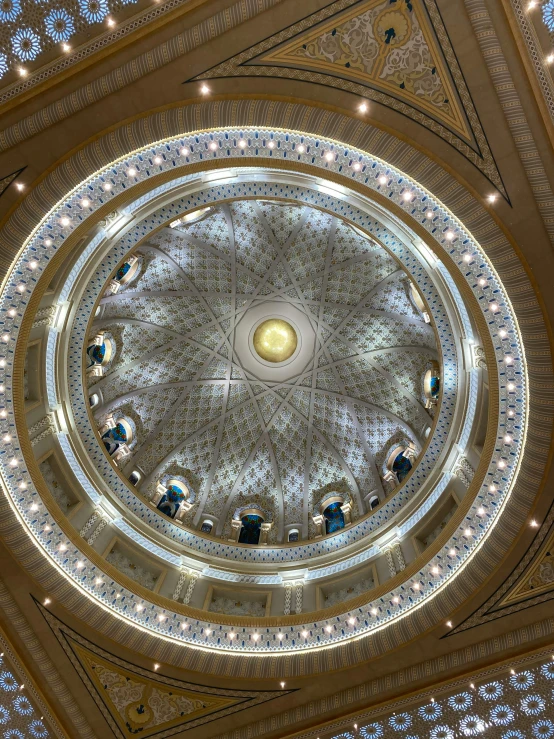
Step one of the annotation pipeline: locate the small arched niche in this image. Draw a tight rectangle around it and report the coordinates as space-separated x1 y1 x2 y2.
152 476 194 522
229 507 272 545
423 360 441 409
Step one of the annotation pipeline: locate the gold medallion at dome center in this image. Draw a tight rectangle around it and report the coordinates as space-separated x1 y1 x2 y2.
253 319 297 363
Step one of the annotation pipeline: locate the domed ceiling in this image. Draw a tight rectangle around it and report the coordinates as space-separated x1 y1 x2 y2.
91 201 438 541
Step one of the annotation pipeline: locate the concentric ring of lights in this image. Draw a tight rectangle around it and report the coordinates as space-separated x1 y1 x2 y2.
0 128 525 654
66 176 458 565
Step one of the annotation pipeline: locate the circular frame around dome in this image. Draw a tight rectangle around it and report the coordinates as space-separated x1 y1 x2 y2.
0 107 540 680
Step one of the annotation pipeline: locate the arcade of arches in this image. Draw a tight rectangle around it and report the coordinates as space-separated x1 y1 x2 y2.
0 0 553 737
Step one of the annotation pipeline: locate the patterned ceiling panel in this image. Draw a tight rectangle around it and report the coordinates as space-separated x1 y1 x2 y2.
290 650 554 739
42 604 289 739
194 0 505 194
93 200 437 541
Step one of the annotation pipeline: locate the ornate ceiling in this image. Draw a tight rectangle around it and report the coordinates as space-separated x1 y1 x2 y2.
91 201 437 541
0 0 553 737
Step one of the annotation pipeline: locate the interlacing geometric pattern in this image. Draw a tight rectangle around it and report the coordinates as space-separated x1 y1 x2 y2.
0 128 525 653
328 658 554 739
94 201 436 539
0 0 143 78
0 653 49 738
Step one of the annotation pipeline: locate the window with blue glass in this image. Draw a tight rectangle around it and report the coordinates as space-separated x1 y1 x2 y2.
102 421 128 456
157 483 186 519
87 341 106 366
115 261 132 281
239 514 263 544
429 374 440 398
392 452 412 483
201 520 213 534
323 502 345 534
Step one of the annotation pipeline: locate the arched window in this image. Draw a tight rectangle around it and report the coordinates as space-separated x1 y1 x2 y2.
369 495 380 510
288 529 299 542
323 501 345 534
170 207 211 229
409 282 430 323
129 470 141 485
86 334 113 368
386 446 413 484
101 418 133 456
157 480 189 519
114 255 140 287
424 362 441 408
89 393 100 408
239 513 264 544
201 520 213 534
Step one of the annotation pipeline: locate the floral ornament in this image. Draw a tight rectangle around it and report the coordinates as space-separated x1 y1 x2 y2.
28 722 49 738
522 694 546 716
542 0 554 32
419 703 442 721
502 732 524 739
361 724 383 739
44 9 74 43
509 670 534 690
540 662 554 680
459 716 486 736
0 672 18 692
331 734 354 739
0 0 20 22
3 731 24 739
11 28 41 61
478 681 502 700
79 0 108 22
0 707 8 724
430 725 454 739
490 705 514 725
13 695 32 715
12 699 30 719
534 720 554 739
448 692 472 710
389 714 412 730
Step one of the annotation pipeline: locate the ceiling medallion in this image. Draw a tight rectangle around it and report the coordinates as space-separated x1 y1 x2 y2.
252 317 298 363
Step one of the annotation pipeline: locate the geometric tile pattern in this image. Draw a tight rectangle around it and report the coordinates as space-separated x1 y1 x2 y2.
0 651 51 738
283 652 554 739
0 129 521 653
95 201 437 539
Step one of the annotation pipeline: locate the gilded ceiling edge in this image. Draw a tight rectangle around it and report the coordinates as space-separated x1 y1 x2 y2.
36 600 294 738
0 0 223 112
465 0 554 249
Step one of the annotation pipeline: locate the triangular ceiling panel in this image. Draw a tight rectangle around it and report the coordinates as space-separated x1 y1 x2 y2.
193 0 505 194
0 167 25 199
40 604 291 739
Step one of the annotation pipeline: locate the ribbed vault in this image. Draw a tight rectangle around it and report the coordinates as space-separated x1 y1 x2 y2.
92 200 437 541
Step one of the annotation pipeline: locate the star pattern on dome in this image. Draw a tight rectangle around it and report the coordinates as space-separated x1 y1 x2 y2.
92 201 437 541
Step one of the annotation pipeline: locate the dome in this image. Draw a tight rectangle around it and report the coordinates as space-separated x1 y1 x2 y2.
0 116 542 697
1 1 553 735
87 200 440 544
